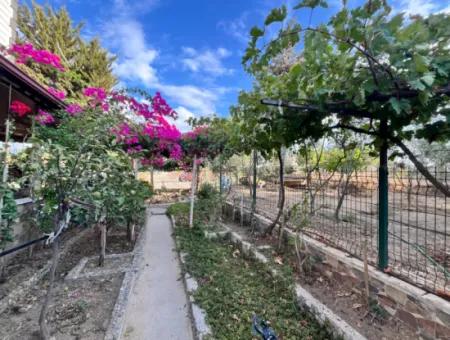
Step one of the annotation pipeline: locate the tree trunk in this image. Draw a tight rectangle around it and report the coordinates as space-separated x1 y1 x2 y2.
392 137 450 197
265 149 285 235
39 204 68 340
334 172 352 221
99 223 107 267
277 213 286 251
127 222 136 243
39 237 60 340
189 155 198 228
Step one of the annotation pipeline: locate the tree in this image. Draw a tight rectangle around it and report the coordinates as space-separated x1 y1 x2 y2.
17 1 117 99
243 0 450 197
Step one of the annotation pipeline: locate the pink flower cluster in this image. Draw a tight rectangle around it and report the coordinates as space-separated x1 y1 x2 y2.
66 103 83 116
48 86 66 100
110 91 178 120
10 100 32 117
152 92 177 118
35 109 55 125
10 43 65 71
83 87 109 112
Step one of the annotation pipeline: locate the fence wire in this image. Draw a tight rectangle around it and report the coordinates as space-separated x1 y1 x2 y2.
225 165 450 295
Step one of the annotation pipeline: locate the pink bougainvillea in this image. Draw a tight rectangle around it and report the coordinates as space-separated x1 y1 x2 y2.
9 43 65 71
10 100 32 117
47 86 66 100
66 103 83 116
152 92 177 118
35 109 55 125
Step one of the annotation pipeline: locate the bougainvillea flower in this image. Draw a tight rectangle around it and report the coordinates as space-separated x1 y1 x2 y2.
10 43 65 71
10 100 32 117
47 86 66 100
35 109 55 125
83 87 107 101
66 103 83 116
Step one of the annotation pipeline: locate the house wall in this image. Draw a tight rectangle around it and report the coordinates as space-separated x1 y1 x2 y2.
0 0 17 48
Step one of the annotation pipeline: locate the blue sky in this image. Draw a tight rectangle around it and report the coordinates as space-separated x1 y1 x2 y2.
28 0 450 130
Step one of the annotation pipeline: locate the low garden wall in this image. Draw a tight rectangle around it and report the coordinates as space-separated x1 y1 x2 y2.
222 202 450 339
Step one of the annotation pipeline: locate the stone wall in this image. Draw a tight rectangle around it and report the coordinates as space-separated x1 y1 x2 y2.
222 202 450 339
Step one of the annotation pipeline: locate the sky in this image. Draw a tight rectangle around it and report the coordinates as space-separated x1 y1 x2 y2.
27 0 450 131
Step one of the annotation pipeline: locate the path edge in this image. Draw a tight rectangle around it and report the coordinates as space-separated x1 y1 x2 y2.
104 207 148 340
170 214 213 340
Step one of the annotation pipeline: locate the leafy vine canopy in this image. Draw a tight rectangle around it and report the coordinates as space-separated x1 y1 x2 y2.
242 0 450 147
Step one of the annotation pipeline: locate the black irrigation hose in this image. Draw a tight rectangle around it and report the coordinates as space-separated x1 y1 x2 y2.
0 235 49 258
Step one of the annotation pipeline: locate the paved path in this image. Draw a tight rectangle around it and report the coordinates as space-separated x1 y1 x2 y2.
122 206 194 340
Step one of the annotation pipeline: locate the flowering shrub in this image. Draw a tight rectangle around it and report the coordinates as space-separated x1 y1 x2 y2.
83 87 107 101
9 43 64 71
10 100 32 117
8 41 184 171
35 109 55 125
47 87 66 100
152 92 177 118
66 103 83 116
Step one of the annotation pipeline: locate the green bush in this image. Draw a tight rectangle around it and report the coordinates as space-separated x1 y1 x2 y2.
197 182 218 200
167 202 190 226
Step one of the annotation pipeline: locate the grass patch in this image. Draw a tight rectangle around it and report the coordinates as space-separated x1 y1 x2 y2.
175 226 336 340
167 202 190 226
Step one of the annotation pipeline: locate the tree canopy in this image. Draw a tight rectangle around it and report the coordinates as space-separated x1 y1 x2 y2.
240 0 450 196
17 1 117 99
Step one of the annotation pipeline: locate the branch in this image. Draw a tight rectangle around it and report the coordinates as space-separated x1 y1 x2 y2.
390 136 450 197
260 99 376 119
329 124 380 136
275 27 402 91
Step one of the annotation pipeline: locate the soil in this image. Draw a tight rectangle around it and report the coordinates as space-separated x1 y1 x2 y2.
0 225 138 339
82 254 132 274
225 221 418 340
148 191 188 204
0 274 123 340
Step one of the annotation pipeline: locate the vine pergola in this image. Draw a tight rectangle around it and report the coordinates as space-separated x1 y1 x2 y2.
241 0 450 270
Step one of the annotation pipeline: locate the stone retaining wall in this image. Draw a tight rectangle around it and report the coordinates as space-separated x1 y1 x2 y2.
222 202 450 339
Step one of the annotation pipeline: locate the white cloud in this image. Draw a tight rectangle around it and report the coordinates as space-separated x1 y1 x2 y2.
217 12 250 44
113 0 160 14
395 0 449 16
157 84 219 115
100 6 231 117
103 19 159 86
181 47 233 77
170 106 196 132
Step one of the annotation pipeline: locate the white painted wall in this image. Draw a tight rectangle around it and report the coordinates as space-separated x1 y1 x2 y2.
0 0 17 48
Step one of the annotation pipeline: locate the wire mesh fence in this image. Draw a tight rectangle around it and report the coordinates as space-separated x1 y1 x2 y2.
224 165 450 296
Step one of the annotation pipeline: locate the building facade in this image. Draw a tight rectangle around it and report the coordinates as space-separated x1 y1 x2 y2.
0 0 17 49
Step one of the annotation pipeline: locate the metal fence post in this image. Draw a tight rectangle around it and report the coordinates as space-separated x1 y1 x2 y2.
378 119 389 270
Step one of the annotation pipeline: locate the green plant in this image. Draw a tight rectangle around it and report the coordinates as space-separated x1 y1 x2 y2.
197 182 218 200
174 225 335 339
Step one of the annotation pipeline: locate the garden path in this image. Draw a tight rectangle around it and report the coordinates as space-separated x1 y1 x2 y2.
122 206 193 340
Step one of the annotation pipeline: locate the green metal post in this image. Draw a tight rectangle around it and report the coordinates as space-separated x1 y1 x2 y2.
378 119 389 270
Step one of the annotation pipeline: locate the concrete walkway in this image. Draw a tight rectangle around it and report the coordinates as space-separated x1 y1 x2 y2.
122 206 194 340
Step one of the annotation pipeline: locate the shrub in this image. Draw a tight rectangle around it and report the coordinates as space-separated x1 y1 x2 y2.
197 182 218 200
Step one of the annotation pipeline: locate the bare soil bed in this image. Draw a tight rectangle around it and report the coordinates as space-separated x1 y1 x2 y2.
225 221 418 340
148 191 188 204
0 226 138 339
